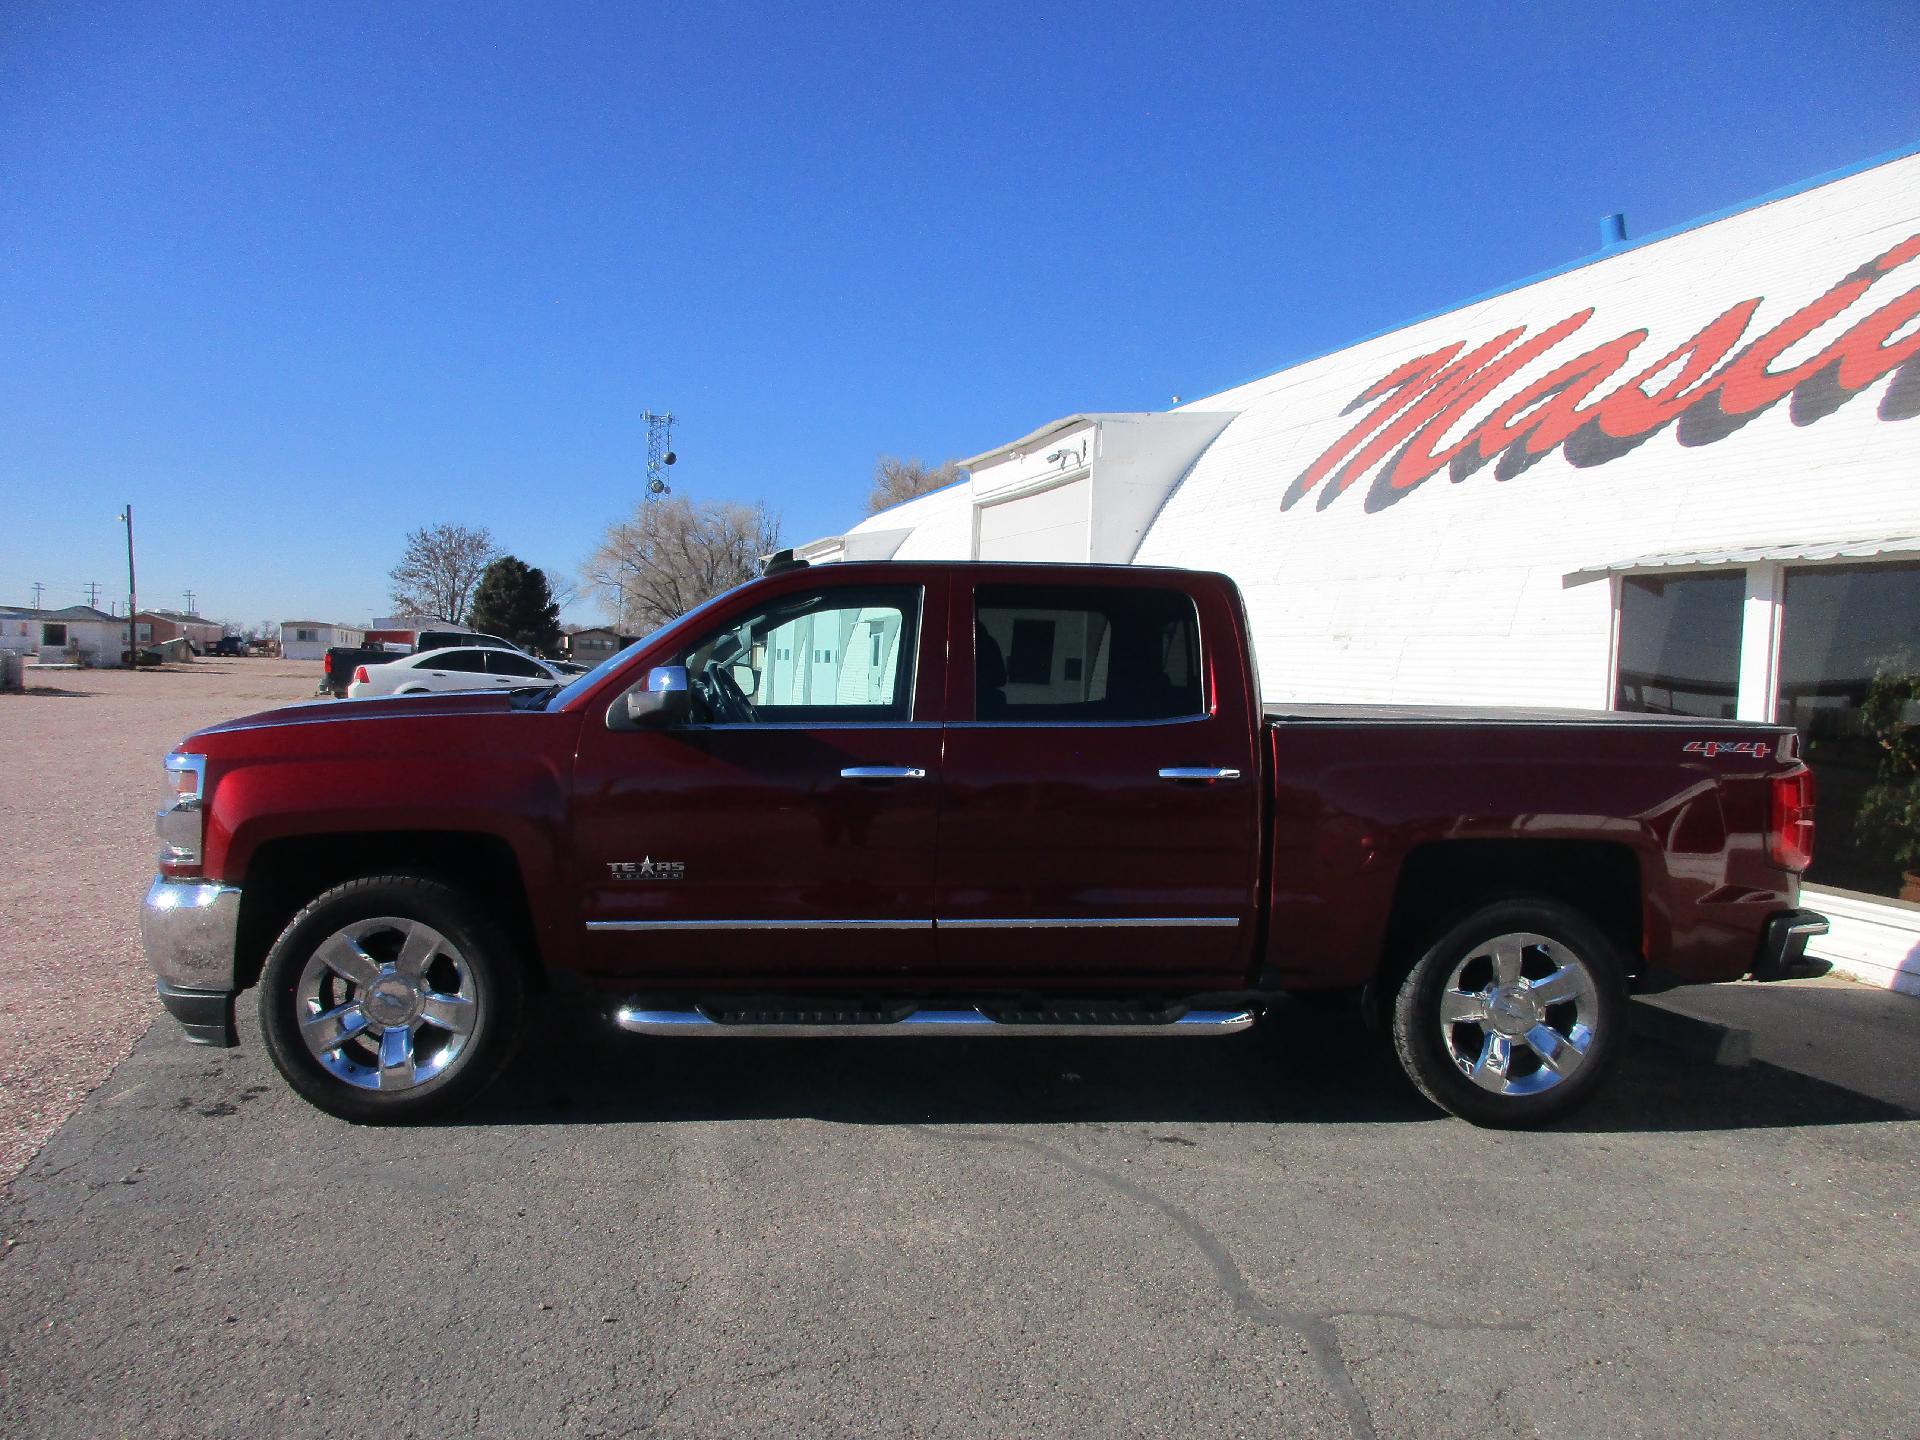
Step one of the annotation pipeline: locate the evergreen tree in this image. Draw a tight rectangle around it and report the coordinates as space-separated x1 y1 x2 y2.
468 556 562 655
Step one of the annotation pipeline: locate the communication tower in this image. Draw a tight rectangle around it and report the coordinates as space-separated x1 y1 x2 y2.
642 411 677 497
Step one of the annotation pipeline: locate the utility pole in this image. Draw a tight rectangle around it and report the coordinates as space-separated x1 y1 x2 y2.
183 589 196 615
85 581 101 609
118 505 138 664
30 581 44 611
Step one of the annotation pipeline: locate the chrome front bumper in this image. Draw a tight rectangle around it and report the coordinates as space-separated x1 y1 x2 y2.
141 877 243 1046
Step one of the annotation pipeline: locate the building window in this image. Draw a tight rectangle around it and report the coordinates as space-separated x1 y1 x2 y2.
295 628 317 643
1776 560 1920 901
1614 572 1743 718
41 623 68 647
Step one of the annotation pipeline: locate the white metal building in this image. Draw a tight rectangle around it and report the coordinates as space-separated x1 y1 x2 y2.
0 605 132 666
807 145 1920 995
278 620 366 662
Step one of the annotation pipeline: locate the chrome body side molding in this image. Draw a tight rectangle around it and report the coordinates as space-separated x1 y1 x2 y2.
587 916 1239 933
587 918 934 932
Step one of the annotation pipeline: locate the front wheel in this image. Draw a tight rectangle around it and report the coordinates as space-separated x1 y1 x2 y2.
258 875 524 1123
1391 898 1626 1127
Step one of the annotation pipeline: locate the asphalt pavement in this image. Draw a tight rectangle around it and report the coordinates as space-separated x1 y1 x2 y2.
2 981 1915 1439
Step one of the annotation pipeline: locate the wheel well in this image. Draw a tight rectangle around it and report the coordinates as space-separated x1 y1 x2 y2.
235 831 543 991
1378 840 1643 993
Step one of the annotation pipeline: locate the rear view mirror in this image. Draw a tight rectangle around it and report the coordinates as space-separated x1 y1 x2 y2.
611 665 690 730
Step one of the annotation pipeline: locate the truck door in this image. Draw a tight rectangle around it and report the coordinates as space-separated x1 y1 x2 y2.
934 574 1262 990
571 576 944 987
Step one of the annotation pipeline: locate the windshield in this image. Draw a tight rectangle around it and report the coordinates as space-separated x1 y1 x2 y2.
542 581 754 712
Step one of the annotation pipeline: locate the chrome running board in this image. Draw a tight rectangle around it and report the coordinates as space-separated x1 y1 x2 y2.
613 1006 1256 1039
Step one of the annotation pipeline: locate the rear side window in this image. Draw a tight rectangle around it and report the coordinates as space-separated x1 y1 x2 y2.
434 649 489 673
974 585 1203 722
486 651 544 677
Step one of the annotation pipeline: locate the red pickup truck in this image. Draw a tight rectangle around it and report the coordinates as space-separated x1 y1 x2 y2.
141 561 1827 1127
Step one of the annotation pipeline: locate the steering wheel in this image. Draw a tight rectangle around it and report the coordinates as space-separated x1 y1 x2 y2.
700 665 758 724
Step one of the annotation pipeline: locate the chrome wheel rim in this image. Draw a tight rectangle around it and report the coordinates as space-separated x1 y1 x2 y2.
1438 931 1599 1097
294 917 479 1092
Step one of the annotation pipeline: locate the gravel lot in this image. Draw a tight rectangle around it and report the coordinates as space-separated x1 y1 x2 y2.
0 659 314 1185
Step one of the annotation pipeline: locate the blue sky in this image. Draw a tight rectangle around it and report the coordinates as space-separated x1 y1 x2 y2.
3 1 1916 628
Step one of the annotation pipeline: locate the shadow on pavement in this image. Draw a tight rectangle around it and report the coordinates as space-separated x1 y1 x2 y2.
1643 978 1920 1113
461 991 1918 1133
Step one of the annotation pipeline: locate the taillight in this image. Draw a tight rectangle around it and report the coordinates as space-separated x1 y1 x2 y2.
354 666 370 684
1769 765 1816 872
324 652 335 674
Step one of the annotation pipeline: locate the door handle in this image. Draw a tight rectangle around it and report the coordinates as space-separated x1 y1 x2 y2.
1158 766 1242 783
840 766 928 781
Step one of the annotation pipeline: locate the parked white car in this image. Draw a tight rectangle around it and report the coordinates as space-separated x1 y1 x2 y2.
345 646 574 698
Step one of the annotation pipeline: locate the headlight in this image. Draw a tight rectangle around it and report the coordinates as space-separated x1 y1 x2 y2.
157 753 206 867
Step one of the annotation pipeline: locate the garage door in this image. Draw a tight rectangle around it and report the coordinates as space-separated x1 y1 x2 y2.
976 478 1090 562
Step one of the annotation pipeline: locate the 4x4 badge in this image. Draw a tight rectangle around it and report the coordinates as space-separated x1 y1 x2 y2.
1683 740 1770 760
608 858 686 880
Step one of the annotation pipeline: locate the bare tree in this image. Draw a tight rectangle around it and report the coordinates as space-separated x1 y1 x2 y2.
866 455 960 515
388 523 502 624
543 570 580 614
581 497 781 633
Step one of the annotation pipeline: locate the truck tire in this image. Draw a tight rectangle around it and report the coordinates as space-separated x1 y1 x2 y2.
257 875 525 1124
1390 897 1625 1127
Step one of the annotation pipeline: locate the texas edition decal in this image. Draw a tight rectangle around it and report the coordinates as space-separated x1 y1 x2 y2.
1287 234 1920 513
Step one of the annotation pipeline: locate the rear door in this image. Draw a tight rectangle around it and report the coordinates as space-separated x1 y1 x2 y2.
413 648 490 691
934 572 1263 990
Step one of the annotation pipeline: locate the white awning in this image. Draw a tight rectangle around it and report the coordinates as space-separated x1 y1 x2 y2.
1570 533 1920 582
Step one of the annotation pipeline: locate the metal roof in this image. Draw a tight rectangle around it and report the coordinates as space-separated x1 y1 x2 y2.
1572 534 1920 579
2 604 123 622
956 413 1147 470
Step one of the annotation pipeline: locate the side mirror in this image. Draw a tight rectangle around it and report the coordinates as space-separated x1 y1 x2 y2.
610 665 690 730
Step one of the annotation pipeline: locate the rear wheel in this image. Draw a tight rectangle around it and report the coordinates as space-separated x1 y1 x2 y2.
258 875 524 1123
1391 897 1625 1127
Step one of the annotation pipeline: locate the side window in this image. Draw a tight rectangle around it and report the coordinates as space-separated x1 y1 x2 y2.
487 651 544 677
974 585 1203 722
435 649 489 673
673 585 921 724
